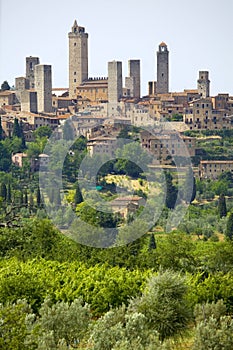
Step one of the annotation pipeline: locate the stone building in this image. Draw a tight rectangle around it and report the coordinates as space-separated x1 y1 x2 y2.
68 20 88 99
199 160 233 179
34 64 52 113
87 136 118 157
0 91 17 107
140 130 196 164
76 78 108 102
157 42 169 94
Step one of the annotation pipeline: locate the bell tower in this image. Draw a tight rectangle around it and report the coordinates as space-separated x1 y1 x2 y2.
68 20 88 98
157 42 169 94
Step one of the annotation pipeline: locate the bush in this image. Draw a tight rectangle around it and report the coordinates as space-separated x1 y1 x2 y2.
193 316 233 350
194 300 227 324
129 270 191 340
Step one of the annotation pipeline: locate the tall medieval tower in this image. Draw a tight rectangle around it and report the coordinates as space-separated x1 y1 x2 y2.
197 71 210 98
34 64 52 113
26 56 40 89
68 20 88 99
157 42 169 94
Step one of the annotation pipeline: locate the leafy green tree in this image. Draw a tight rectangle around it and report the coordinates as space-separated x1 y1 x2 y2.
115 142 152 178
218 193 227 218
33 126 52 139
88 306 165 350
28 297 91 348
225 211 233 240
183 167 196 203
130 270 191 340
1 80 10 91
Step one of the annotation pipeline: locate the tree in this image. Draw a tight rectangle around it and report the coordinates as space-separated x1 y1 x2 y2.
193 316 233 350
218 193 227 218
0 183 7 200
130 270 191 340
74 182 83 205
36 188 41 207
148 233 156 250
12 118 22 138
7 183 11 203
165 171 178 209
1 80 10 91
29 298 91 348
0 116 3 141
225 212 233 240
33 126 52 139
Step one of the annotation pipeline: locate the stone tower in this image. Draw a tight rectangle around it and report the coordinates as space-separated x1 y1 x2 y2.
157 42 169 94
68 20 88 99
26 56 40 89
108 61 122 104
197 71 210 98
126 59 141 98
34 64 52 113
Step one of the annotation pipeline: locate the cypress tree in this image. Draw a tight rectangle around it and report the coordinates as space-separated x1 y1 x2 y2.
12 118 21 138
29 192 34 208
0 116 3 141
165 171 178 209
148 233 157 250
6 183 11 203
0 183 7 201
74 183 83 205
184 167 196 203
19 191 24 205
226 212 233 240
24 190 28 206
36 188 41 207
20 120 26 149
218 193 227 218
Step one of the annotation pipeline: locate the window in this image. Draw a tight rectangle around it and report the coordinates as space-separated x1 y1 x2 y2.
74 79 76 82
74 72 76 75
74 43 77 46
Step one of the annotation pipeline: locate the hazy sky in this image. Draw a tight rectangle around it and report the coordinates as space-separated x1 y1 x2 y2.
0 0 233 96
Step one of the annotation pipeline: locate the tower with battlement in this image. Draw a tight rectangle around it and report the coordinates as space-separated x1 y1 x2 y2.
26 56 40 89
197 71 210 98
34 64 52 113
68 20 88 99
157 42 169 94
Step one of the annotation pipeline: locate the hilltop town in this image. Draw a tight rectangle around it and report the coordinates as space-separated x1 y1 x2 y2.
1 20 233 179
2 19 233 350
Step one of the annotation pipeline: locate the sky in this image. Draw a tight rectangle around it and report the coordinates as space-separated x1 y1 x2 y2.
0 0 233 96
